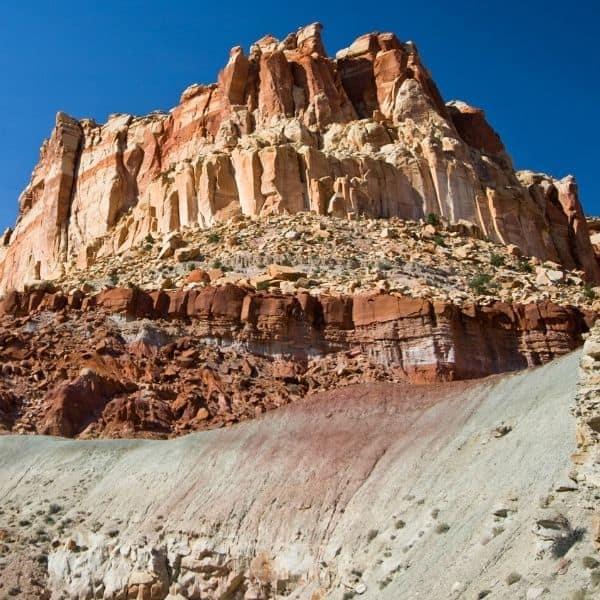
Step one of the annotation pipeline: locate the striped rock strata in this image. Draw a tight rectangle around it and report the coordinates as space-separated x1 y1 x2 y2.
0 285 592 438
1 24 599 293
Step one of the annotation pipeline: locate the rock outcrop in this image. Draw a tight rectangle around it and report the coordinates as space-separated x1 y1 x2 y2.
0 283 592 438
1 24 599 293
572 321 600 551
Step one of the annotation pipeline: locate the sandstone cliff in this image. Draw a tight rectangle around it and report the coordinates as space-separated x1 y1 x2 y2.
1 23 599 292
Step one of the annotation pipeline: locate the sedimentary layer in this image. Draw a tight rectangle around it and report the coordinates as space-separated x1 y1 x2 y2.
1 351 598 599
1 23 599 293
0 284 592 438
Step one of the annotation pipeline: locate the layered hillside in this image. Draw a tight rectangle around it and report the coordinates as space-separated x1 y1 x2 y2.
2 349 599 599
1 23 599 293
1 23 600 600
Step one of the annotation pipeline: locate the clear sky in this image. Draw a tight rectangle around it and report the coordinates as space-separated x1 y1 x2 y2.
1 0 598 233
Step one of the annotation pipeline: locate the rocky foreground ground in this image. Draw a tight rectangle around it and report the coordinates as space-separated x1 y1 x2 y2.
59 212 600 309
0 336 599 599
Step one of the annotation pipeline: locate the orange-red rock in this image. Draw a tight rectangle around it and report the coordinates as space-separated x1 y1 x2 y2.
1 24 598 291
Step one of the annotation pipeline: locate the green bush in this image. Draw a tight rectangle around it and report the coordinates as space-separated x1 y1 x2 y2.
516 258 533 273
433 234 445 247
583 283 596 300
207 232 221 244
426 213 440 227
469 273 493 295
490 253 505 267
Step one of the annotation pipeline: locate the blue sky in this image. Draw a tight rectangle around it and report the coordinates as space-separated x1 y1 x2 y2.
0 0 598 232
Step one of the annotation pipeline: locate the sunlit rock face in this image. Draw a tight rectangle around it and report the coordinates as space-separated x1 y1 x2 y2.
1 22 598 292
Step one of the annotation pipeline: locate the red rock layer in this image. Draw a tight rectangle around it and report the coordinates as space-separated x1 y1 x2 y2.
0 285 591 438
2 284 591 375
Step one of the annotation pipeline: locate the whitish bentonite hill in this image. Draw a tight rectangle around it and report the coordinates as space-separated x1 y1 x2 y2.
0 23 599 600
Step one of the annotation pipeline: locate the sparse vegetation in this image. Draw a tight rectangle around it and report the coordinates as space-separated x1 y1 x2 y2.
433 233 445 246
582 556 599 569
468 273 493 295
516 258 533 273
490 253 505 267
583 283 596 300
426 213 440 227
550 518 585 558
207 232 221 244
377 260 393 271
144 233 155 245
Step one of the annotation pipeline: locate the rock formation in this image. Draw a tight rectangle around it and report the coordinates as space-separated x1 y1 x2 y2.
2 350 598 599
0 282 593 438
1 23 599 293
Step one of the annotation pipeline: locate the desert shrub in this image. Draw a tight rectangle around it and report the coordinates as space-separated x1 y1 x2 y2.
490 253 505 267
426 213 440 227
550 521 585 558
468 273 493 295
516 258 533 273
435 523 450 534
207 232 221 243
583 283 596 300
433 233 445 246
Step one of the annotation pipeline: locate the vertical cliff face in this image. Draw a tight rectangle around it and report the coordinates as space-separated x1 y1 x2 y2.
1 23 598 292
0 113 82 285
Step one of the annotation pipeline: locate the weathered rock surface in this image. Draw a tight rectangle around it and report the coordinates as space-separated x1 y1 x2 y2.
0 284 592 438
572 321 600 552
1 24 599 293
1 351 598 599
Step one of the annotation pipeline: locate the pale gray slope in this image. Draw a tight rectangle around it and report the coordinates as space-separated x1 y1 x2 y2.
0 351 595 599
